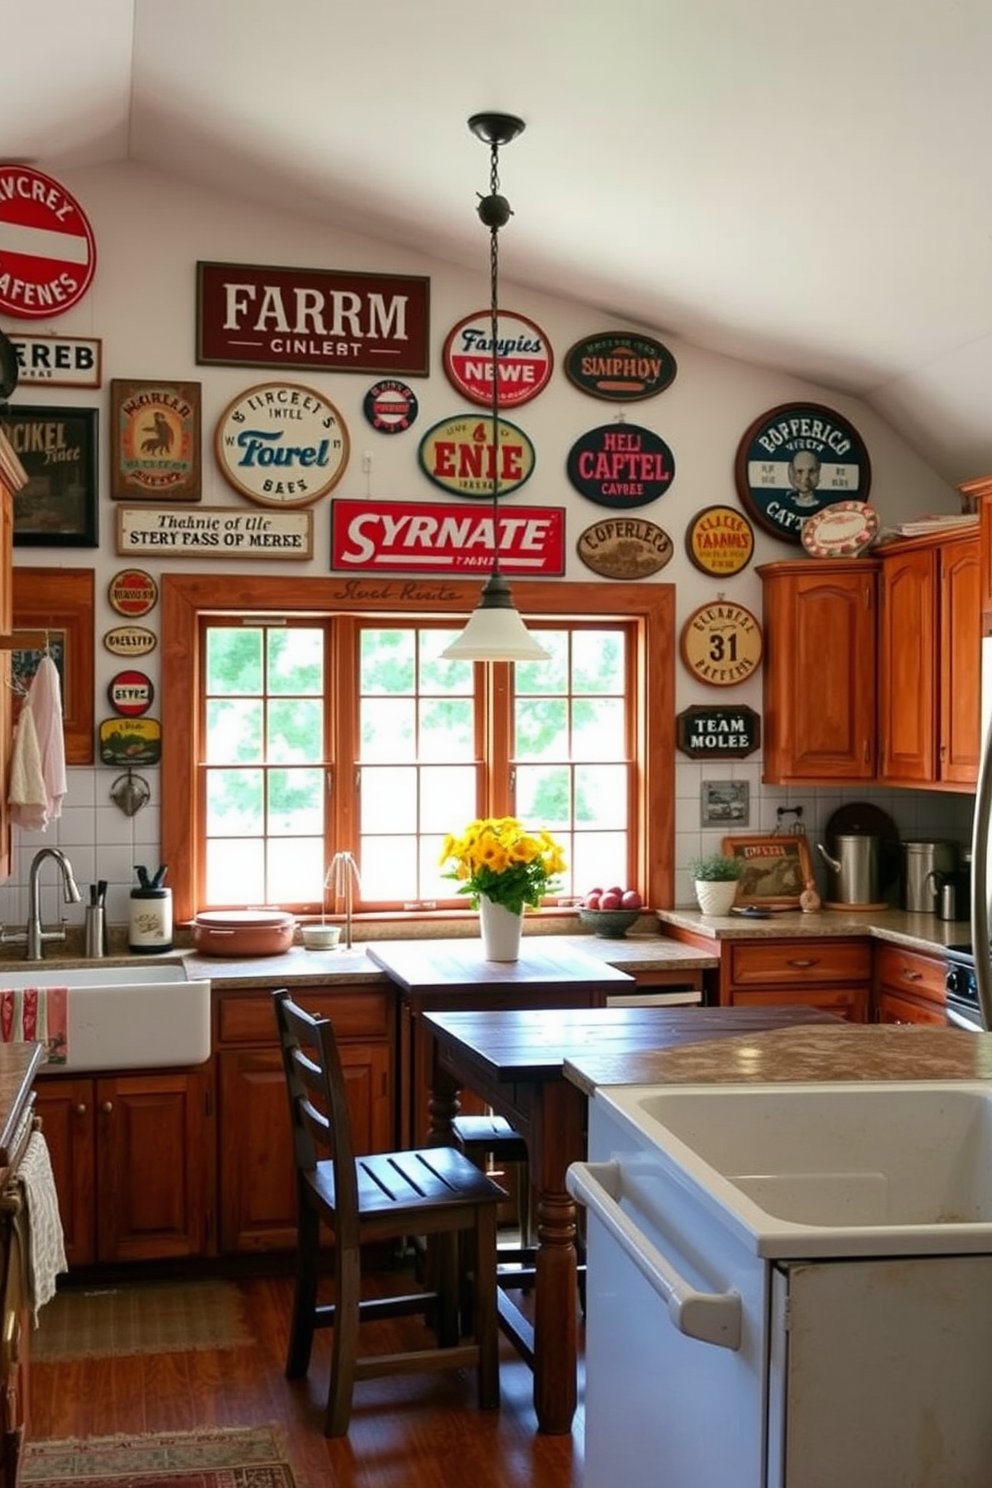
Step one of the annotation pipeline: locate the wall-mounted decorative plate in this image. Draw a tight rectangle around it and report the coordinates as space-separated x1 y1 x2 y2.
685 505 755 576
680 600 763 687
801 500 879 558
215 382 349 506
734 402 871 545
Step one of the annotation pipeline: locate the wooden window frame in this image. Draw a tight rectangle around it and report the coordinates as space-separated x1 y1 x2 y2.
161 574 675 925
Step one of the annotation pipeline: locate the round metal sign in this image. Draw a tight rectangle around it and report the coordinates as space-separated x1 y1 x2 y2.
680 600 763 687
566 423 675 510
0 165 97 319
685 505 755 577
108 670 154 717
442 310 553 408
734 402 872 544
108 569 158 618
417 414 535 498
215 382 349 506
362 379 419 434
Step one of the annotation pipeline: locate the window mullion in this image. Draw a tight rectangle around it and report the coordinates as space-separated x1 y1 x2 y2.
487 660 514 817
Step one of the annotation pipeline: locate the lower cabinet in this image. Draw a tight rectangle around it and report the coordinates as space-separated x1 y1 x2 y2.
215 985 393 1253
721 940 871 1022
873 943 947 1025
34 1069 213 1267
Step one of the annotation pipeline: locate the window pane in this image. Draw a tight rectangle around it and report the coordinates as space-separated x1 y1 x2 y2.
573 630 625 693
206 837 264 903
361 697 415 760
269 837 323 901
573 697 625 758
206 767 263 834
267 767 324 834
206 628 262 694
514 699 568 759
360 765 418 832
419 697 474 758
267 628 322 694
515 765 572 833
571 833 628 895
361 629 415 693
515 632 568 694
576 764 628 826
267 698 323 763
205 699 262 764
420 765 476 832
360 836 417 900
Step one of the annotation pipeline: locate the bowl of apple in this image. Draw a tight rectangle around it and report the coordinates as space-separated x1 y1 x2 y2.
577 886 644 938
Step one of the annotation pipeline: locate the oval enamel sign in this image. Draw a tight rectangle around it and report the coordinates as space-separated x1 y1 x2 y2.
564 331 677 402
103 625 157 658
443 311 553 409
108 569 158 617
566 423 675 509
215 381 350 507
0 165 97 319
576 517 673 580
418 414 535 498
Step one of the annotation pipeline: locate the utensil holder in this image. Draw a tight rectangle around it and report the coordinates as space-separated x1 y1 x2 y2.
84 904 106 959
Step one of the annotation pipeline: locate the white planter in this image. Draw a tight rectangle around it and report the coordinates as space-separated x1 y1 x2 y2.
479 896 524 961
694 879 739 916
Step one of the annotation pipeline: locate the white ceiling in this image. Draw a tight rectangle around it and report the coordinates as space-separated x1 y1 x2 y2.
6 0 992 486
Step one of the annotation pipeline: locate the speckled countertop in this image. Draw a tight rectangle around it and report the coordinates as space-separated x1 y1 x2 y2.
657 906 972 952
566 1023 992 1092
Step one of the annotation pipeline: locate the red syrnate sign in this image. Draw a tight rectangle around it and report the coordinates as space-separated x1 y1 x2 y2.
196 261 430 376
0 166 97 319
330 499 565 576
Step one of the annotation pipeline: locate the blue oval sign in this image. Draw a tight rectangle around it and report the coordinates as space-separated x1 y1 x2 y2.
564 331 677 402
566 423 675 509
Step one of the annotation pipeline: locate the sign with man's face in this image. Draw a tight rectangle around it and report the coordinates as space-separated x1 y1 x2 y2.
733 401 872 544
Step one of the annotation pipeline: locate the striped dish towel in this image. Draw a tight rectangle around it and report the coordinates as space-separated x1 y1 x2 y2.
0 988 67 1064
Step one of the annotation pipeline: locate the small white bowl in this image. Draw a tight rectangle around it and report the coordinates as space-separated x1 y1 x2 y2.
301 924 341 951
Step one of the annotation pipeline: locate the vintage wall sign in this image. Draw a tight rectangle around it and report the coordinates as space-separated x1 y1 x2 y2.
677 706 761 757
734 402 872 544
99 716 161 766
680 600 763 687
0 166 97 319
8 333 101 387
108 568 158 617
215 382 349 506
363 379 419 433
418 414 535 498
566 422 675 509
685 505 755 577
110 379 201 501
108 670 154 718
564 331 677 402
331 498 565 576
576 516 673 580
442 310 552 409
196 261 430 376
116 505 313 559
103 625 157 658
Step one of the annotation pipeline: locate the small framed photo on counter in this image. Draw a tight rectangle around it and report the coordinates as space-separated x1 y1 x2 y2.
722 833 812 910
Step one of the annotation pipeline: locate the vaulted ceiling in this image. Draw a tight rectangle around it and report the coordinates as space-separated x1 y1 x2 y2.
6 0 992 487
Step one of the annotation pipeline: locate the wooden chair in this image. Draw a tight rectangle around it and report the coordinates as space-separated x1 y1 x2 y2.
272 989 505 1437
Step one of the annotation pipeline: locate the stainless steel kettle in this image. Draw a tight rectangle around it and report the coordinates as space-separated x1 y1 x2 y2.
816 834 879 905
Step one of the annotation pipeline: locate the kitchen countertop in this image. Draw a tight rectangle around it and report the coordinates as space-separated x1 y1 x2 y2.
566 1023 992 1091
657 906 973 952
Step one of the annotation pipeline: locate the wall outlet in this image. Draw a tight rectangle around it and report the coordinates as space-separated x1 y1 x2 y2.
362 450 373 473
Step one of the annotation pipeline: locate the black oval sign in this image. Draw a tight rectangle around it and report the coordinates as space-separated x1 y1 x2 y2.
566 423 675 510
564 331 677 402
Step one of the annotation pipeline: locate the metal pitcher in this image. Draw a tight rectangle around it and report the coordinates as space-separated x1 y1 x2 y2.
816 834 879 905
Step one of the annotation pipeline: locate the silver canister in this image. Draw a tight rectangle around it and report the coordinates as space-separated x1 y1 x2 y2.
901 840 958 914
939 880 958 920
84 903 106 959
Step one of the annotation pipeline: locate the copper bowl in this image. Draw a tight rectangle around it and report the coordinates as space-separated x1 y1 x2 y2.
192 909 296 957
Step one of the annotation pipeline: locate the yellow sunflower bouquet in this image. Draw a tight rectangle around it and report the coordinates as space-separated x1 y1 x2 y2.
439 816 566 915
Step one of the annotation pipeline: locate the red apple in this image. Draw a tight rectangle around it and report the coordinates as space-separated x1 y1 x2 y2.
599 891 622 909
583 890 602 909
607 885 624 897
620 889 643 910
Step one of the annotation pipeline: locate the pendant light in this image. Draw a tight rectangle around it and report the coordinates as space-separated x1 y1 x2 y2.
441 113 551 663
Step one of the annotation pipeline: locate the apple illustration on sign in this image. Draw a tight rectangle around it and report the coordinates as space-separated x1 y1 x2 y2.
583 885 643 910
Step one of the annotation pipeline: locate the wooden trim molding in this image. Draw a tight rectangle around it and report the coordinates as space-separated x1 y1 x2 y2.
161 574 675 924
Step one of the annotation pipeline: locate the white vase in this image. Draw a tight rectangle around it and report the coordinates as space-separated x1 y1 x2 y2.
479 896 524 961
694 879 739 916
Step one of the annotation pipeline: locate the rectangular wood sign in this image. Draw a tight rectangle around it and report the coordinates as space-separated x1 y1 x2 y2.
116 505 313 559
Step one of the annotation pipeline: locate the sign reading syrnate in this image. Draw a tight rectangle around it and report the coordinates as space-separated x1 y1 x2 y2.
331 498 564 576
196 261 430 376
734 401 871 544
215 382 349 507
0 166 97 318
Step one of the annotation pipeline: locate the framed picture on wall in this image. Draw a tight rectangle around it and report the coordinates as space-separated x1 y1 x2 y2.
11 568 95 764
110 379 202 501
1 407 99 547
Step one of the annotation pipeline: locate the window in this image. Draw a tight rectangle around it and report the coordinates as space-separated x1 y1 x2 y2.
162 576 675 923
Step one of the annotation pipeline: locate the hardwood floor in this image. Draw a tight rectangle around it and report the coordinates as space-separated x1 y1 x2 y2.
26 1272 585 1488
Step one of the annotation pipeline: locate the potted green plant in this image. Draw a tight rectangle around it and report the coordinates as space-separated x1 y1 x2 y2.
688 852 744 916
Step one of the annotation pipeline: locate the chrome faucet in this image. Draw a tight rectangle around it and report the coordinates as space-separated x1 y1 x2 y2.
23 848 82 961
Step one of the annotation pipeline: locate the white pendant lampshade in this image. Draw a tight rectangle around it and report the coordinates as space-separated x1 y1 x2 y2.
441 573 551 662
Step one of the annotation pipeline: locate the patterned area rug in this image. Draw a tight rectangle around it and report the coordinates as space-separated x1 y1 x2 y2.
31 1280 253 1361
20 1425 298 1487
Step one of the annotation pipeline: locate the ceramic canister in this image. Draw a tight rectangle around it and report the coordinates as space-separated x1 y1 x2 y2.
129 886 173 953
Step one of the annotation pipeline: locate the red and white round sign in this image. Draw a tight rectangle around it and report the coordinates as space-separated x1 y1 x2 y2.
443 310 553 409
0 166 97 319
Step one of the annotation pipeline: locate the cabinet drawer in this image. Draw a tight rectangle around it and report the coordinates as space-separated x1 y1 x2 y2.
874 944 946 1005
217 986 392 1044
729 939 871 987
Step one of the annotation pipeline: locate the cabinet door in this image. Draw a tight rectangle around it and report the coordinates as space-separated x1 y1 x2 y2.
939 536 980 784
217 1041 392 1253
758 561 878 783
95 1071 211 1263
33 1078 96 1268
879 544 937 783
729 986 869 1022
877 990 947 1026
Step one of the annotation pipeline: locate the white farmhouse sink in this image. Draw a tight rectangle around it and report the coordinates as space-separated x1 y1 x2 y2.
0 963 211 1072
597 1080 992 1257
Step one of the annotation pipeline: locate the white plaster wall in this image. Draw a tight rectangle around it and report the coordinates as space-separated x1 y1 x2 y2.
1 161 972 932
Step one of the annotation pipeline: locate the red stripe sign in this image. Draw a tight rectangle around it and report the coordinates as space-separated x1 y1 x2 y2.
0 167 96 318
331 499 565 575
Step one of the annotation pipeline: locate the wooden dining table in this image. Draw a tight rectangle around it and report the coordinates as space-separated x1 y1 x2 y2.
423 1003 841 1435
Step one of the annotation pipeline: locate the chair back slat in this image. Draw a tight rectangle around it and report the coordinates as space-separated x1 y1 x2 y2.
273 988 359 1218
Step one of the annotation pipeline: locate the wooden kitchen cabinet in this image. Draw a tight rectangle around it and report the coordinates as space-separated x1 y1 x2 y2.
703 938 871 1021
878 531 980 787
214 985 393 1253
34 1068 212 1267
873 942 947 1025
758 559 879 784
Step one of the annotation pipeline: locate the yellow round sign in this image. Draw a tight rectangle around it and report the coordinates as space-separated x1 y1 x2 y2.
685 505 755 576
680 601 763 687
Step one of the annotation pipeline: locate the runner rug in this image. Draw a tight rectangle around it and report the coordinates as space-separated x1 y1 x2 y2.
20 1424 299 1488
31 1280 252 1361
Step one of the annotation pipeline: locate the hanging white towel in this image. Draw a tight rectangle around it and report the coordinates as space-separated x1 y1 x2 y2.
8 656 66 832
15 1130 67 1324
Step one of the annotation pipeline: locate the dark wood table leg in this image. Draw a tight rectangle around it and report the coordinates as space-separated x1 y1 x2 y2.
529 1080 584 1435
